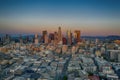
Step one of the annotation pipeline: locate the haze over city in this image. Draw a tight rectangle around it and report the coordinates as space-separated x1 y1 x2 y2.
0 0 120 36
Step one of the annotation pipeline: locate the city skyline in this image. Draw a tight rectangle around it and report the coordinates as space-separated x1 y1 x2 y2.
0 0 120 36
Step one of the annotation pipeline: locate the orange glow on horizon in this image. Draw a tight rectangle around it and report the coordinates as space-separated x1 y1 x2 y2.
1 23 120 36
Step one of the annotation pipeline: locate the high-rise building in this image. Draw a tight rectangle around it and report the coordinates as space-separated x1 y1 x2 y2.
54 32 58 45
0 36 3 42
0 35 5 45
49 33 54 40
67 30 72 45
45 34 49 44
58 27 62 44
74 30 81 43
5 34 11 43
34 34 39 44
42 30 47 43
62 37 67 45
49 33 54 43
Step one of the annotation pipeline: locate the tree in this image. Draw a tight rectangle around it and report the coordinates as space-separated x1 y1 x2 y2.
63 75 68 80
88 72 93 76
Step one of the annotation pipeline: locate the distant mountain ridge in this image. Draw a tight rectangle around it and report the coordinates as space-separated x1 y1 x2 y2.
82 35 120 40
106 35 120 40
0 34 120 40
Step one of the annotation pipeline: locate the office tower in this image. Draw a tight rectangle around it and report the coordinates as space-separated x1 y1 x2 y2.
0 35 5 43
0 35 4 45
49 33 54 43
49 33 54 40
74 30 81 43
58 27 62 44
5 34 11 43
67 30 72 45
62 37 67 45
45 34 49 44
5 34 8 39
34 34 39 44
42 30 47 43
54 32 58 45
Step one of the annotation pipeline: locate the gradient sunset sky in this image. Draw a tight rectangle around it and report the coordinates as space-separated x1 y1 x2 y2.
0 0 120 36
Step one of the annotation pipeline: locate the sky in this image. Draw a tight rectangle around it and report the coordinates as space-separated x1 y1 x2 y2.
0 0 120 36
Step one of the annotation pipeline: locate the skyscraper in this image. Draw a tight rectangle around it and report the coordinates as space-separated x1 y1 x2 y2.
67 30 72 45
58 27 62 44
34 34 39 44
54 32 58 45
62 37 67 45
49 33 54 40
45 34 49 44
42 30 47 43
0 35 5 45
74 30 81 43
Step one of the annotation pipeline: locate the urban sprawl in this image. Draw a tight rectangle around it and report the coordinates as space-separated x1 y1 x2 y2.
0 27 120 80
